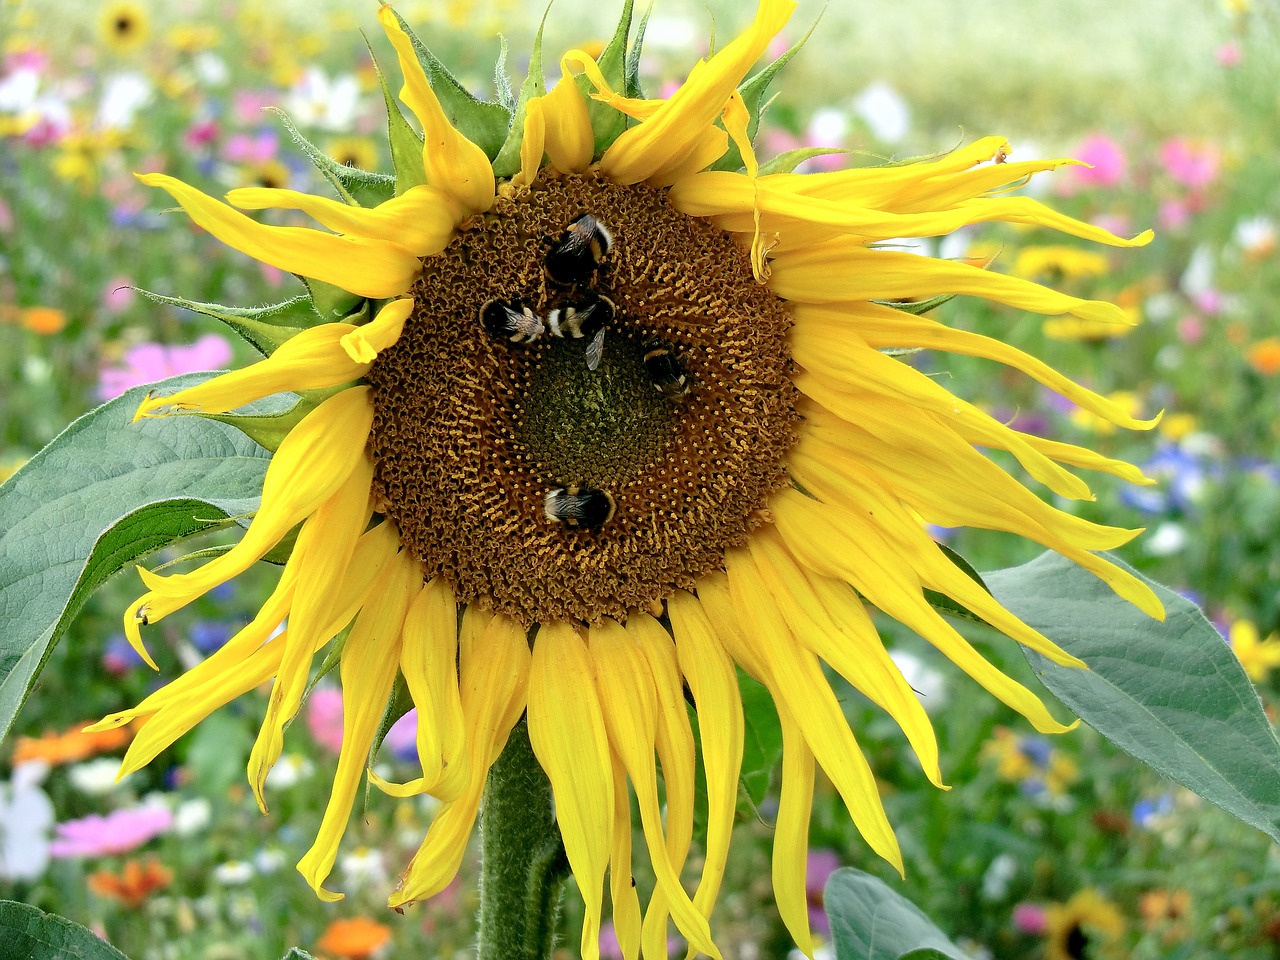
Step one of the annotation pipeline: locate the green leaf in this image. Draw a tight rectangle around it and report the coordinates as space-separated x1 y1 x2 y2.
368 44 428 195
826 869 972 960
0 900 130 960
739 670 783 806
391 9 512 161
874 294 956 317
373 674 415 763
0 374 270 742
265 106 395 208
302 279 367 324
494 36 517 112
712 16 819 172
581 0 634 155
758 146 849 176
923 543 990 625
185 708 255 796
986 550 1280 842
491 6 551 179
133 290 317 357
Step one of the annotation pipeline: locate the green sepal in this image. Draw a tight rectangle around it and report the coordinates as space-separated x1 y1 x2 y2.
264 106 395 208
372 674 415 764
758 146 849 175
494 36 517 112
712 14 820 172
622 0 651 102
133 290 317 358
205 397 312 453
303 278 368 324
579 0 634 157
922 543 991 625
490 6 552 179
875 294 956 317
390 8 512 161
367 41 428 195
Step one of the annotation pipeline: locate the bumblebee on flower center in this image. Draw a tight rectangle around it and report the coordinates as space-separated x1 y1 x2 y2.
367 170 799 626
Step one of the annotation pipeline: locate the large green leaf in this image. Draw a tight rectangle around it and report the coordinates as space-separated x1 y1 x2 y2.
0 374 271 741
986 550 1280 841
0 901 130 960
826 869 971 960
738 670 783 806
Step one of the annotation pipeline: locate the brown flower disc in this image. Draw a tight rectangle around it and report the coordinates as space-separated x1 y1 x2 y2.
366 170 799 625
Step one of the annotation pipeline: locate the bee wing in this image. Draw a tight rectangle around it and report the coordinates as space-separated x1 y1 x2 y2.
585 327 607 371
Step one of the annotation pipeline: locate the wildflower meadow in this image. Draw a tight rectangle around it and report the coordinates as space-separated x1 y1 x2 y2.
1 1 1278 959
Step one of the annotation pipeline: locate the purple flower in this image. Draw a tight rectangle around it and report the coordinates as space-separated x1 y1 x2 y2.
49 804 173 858
189 621 232 655
806 848 842 936
98 334 234 401
102 634 145 676
385 709 419 763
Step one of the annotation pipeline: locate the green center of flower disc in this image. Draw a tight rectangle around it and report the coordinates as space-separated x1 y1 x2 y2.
366 171 799 625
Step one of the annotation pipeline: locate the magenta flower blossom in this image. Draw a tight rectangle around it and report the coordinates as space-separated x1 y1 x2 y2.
1012 901 1048 935
97 334 233 401
305 687 345 755
806 848 842 936
1160 137 1220 190
1070 134 1127 188
49 804 173 858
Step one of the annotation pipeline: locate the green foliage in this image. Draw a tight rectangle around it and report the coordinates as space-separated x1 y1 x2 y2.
826 869 971 960
0 375 270 741
0 901 130 960
989 551 1280 842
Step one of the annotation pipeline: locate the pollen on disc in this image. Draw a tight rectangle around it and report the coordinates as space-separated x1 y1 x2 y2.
366 171 799 626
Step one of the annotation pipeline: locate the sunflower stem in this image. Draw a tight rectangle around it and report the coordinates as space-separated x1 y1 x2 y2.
477 716 567 960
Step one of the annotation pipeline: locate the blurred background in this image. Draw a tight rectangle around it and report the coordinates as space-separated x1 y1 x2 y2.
2 1 1278 959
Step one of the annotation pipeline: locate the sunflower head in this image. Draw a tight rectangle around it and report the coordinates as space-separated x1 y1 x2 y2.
100 2 149 54
95 1 1163 957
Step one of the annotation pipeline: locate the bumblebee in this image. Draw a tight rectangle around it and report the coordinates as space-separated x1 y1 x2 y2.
544 214 612 286
548 291 615 371
643 344 690 399
544 483 617 530
480 297 545 344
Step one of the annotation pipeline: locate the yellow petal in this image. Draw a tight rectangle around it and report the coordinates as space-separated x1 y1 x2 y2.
296 545 420 900
626 617 699 959
512 95 547 190
137 172 420 299
598 0 796 185
796 300 1155 431
608 752 642 960
226 183 461 255
247 517 398 810
135 323 369 419
589 618 721 959
771 240 1138 327
391 610 530 907
772 697 816 958
399 578 468 801
725 549 902 873
527 621 613 960
771 489 1078 734
137 388 374 610
339 298 414 364
377 5 495 214
543 63 595 173
667 591 743 923
749 528 945 788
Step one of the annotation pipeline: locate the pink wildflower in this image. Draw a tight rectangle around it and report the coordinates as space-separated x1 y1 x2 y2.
806 848 842 935
98 334 234 401
1217 42 1242 67
101 277 136 314
1013 902 1048 935
223 129 278 164
1070 134 1127 188
49 804 173 858
306 687 345 754
1160 137 1220 190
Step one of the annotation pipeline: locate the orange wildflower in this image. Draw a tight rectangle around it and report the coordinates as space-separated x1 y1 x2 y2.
87 857 173 908
315 917 393 959
1246 337 1280 376
21 307 68 334
11 723 132 766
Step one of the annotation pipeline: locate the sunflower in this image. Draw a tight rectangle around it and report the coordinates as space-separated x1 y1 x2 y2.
1044 888 1126 960
100 2 150 54
89 1 1163 957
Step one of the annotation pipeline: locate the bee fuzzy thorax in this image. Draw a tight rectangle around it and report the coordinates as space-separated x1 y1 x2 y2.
481 297 545 344
544 483 617 530
544 213 613 287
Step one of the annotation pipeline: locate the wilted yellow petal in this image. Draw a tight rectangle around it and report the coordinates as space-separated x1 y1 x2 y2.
608 753 642 960
137 173 420 298
226 183 461 254
772 698 816 958
543 64 594 172
339 298 414 364
527 621 613 960
377 6 495 214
